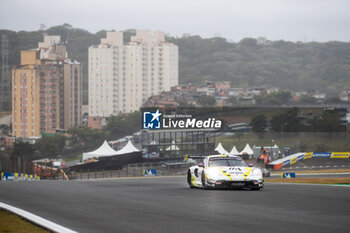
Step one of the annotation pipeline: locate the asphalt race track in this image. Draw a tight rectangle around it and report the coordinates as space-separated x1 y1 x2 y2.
1 177 350 233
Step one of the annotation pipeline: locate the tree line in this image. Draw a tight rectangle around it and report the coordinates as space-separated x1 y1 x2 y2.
250 107 346 133
9 111 141 161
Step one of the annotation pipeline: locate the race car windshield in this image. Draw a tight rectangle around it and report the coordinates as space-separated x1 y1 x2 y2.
209 158 247 167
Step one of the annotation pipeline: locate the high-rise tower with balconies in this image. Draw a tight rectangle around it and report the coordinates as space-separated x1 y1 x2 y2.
12 36 82 138
88 30 178 127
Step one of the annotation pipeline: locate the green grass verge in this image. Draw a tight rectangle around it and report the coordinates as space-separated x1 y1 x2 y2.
0 209 49 233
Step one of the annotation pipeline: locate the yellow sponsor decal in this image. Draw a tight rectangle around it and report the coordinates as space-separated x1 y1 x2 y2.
303 152 313 160
14 173 18 180
191 174 199 186
243 168 252 181
330 152 350 158
205 173 211 181
290 157 297 165
221 170 232 181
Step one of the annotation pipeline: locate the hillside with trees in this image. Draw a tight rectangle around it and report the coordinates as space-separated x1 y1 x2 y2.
2 24 350 104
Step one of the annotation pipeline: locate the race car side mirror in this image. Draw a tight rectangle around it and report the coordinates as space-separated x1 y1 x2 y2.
248 163 253 167
198 163 204 168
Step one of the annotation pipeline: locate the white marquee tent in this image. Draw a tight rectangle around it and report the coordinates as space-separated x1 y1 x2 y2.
215 143 229 155
150 140 157 145
82 140 140 161
229 146 240 155
114 140 140 155
240 143 254 155
166 141 180 151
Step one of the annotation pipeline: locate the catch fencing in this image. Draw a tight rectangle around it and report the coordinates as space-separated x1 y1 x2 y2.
68 164 189 180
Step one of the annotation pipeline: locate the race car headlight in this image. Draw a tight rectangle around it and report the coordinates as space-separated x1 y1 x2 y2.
206 169 220 179
252 168 261 176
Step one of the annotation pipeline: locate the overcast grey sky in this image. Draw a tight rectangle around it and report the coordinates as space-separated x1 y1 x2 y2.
1 0 349 42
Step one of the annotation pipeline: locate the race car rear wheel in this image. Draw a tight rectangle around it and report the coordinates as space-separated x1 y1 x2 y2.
187 170 195 188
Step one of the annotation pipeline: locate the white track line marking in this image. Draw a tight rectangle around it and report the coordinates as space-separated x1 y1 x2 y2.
87 175 186 181
0 202 77 233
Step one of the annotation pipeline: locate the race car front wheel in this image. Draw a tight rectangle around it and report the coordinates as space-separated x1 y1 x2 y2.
201 171 208 189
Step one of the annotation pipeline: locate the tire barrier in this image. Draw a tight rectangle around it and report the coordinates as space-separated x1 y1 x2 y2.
267 152 350 170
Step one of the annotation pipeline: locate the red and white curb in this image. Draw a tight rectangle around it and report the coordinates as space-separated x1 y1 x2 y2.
0 201 77 233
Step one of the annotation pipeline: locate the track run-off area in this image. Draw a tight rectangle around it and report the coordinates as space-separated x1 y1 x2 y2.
1 177 350 233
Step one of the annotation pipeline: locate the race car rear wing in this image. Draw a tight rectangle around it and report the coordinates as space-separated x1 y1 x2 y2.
188 155 206 159
185 154 242 162
185 155 206 161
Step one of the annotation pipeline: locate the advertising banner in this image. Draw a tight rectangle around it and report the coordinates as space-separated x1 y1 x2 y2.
330 152 350 158
290 157 297 165
2 172 15 181
281 173 296 178
303 152 313 160
143 169 157 176
312 152 331 158
283 160 290 167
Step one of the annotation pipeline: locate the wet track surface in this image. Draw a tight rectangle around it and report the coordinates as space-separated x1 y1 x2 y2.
1 177 350 233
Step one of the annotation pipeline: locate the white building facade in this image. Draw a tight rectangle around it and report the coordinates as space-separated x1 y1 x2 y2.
88 30 178 119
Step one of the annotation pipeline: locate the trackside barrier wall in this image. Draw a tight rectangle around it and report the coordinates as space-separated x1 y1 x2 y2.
1 172 40 181
267 152 350 170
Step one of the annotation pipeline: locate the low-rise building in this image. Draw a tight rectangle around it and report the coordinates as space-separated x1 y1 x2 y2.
215 81 231 91
340 90 350 102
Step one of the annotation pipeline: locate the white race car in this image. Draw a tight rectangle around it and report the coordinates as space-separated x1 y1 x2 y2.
187 155 264 190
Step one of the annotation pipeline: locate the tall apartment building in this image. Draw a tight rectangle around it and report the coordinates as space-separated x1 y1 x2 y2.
88 30 178 123
12 36 82 138
12 50 61 137
38 35 82 129
63 61 82 129
38 35 67 60
0 34 11 111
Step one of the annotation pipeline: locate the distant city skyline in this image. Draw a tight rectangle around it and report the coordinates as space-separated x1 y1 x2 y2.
1 0 350 42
